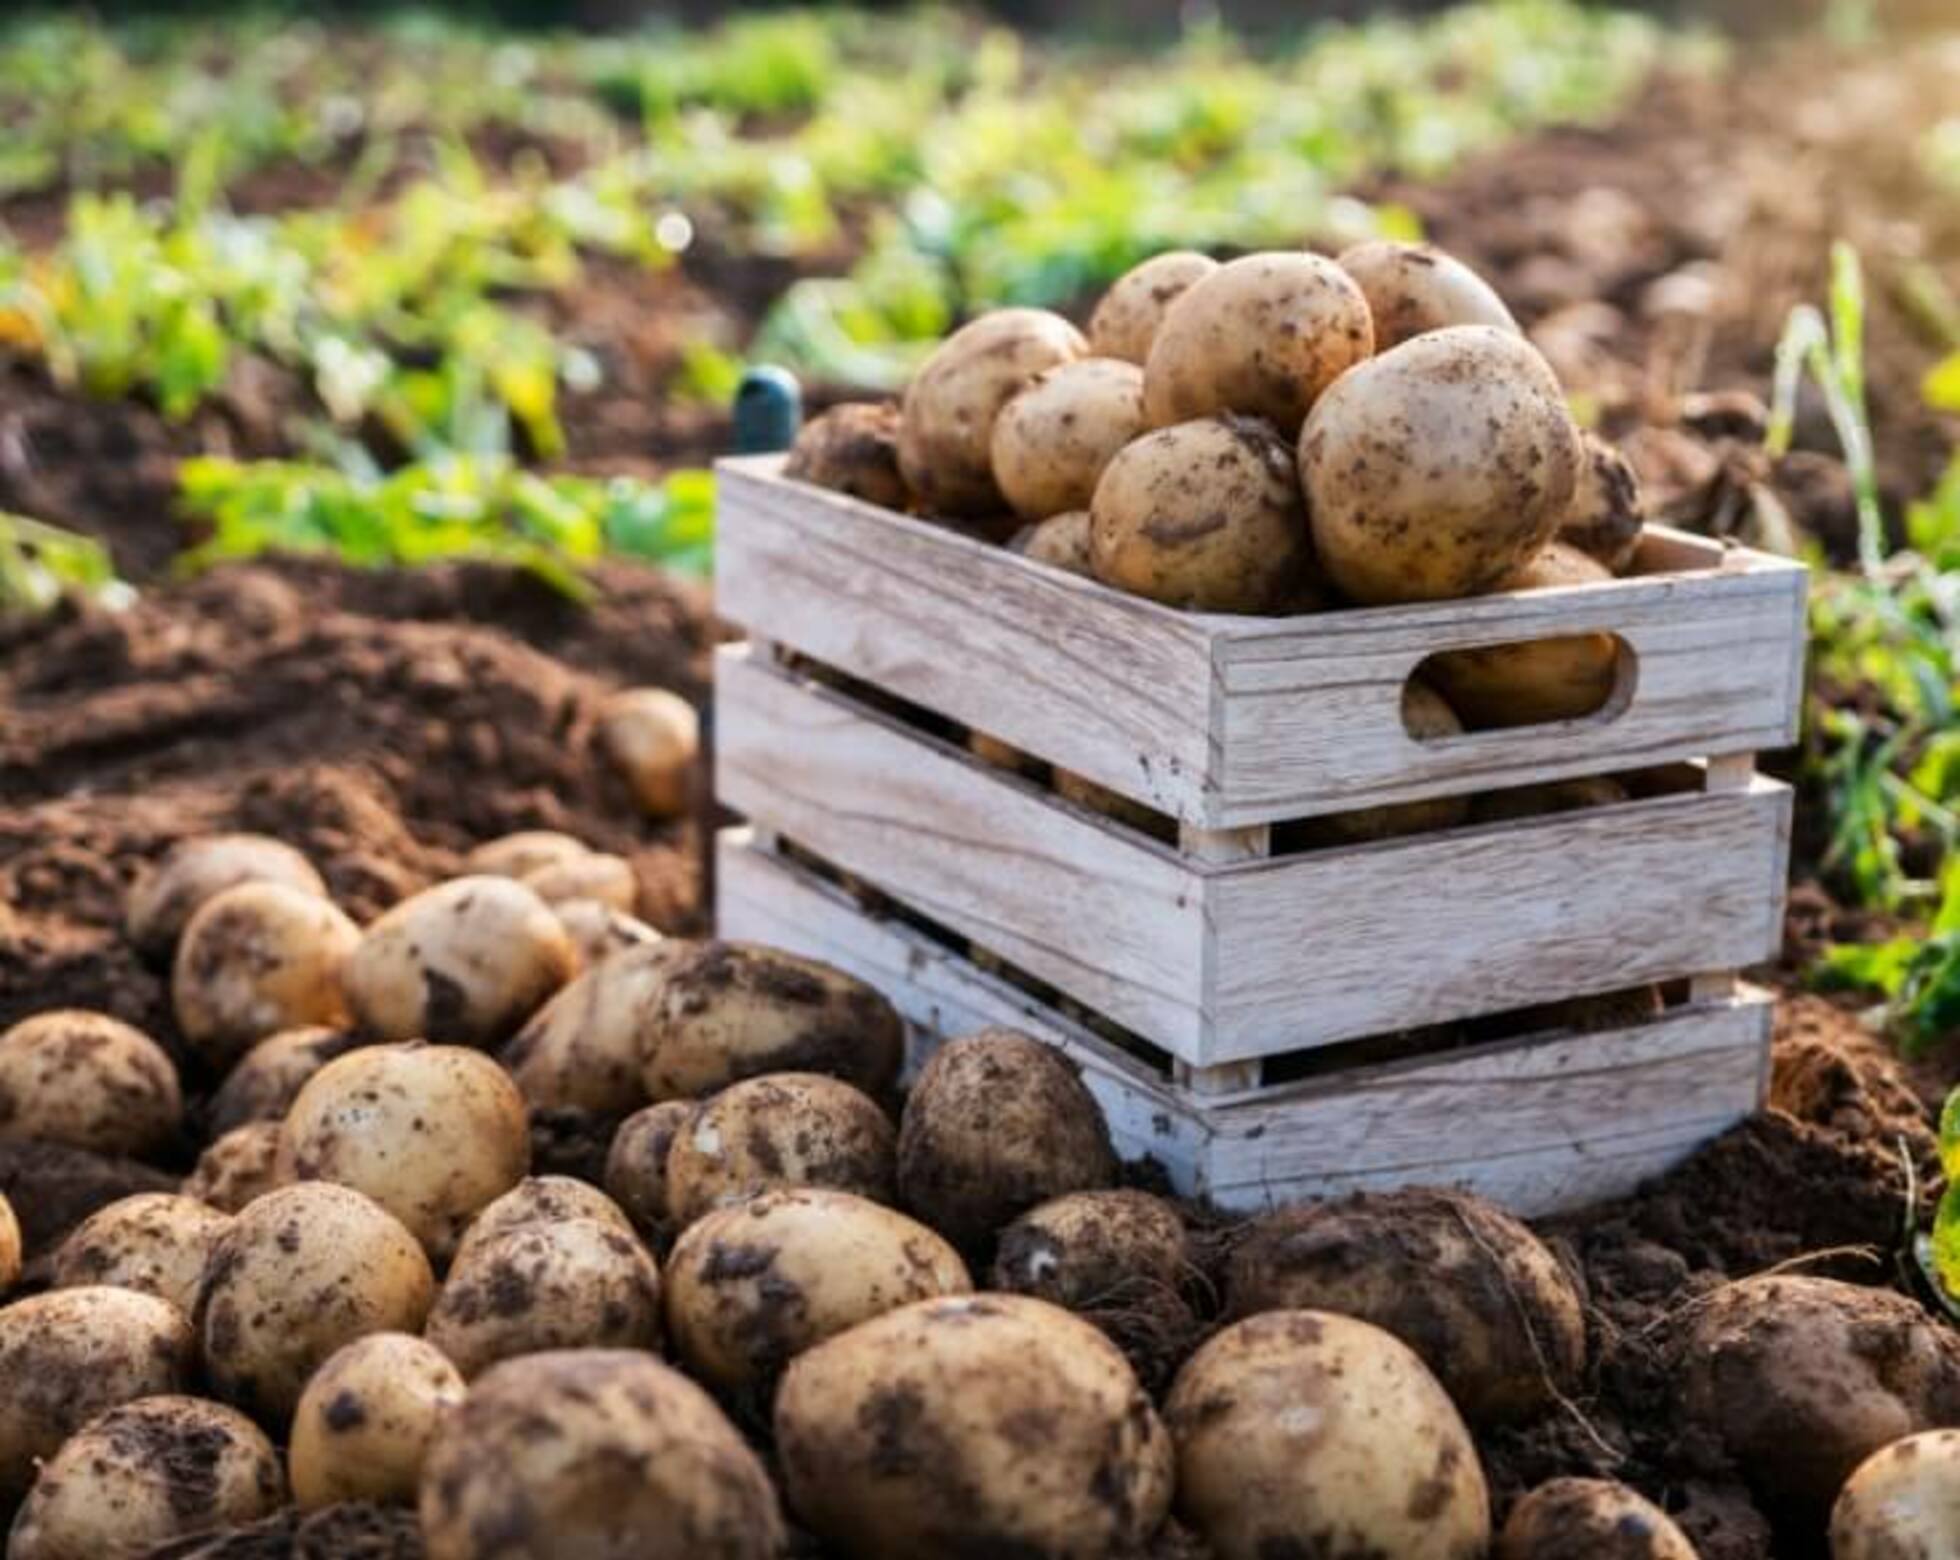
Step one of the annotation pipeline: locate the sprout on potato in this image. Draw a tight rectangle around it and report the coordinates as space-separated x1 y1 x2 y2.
1498 1478 1697 1560
208 1024 353 1136
599 687 701 820
0 1009 181 1158
502 938 689 1116
784 401 910 510
173 882 361 1069
605 1099 697 1239
1336 239 1520 350
52 1192 232 1315
181 1120 283 1213
1831 1430 1960 1560
289 1332 465 1509
126 833 327 960
1088 250 1220 364
991 357 1146 522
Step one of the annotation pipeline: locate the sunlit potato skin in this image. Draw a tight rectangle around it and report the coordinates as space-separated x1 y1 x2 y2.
450 1174 635 1270
51 1193 233 1315
1337 239 1520 350
1498 1478 1698 1560
288 1332 466 1509
173 883 361 1069
1831 1430 1960 1560
126 833 327 960
182 1121 282 1213
1088 251 1220 365
208 1024 353 1136
991 357 1146 522
0 1009 182 1157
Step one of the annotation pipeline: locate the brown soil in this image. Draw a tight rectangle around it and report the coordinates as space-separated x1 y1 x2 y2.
141 1502 424 1560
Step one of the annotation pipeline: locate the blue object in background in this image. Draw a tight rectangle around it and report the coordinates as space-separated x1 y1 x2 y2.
733 366 803 454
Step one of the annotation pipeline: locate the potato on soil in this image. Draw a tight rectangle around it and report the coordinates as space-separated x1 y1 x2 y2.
991 357 1146 522
1011 507 1094 576
605 1099 696 1239
1427 543 1621 727
1300 681 1469 845
1167 1309 1490 1560
1560 429 1646 573
898 1028 1118 1252
208 1024 354 1136
276 1043 531 1261
1088 250 1220 364
784 400 909 510
1223 1185 1585 1426
1498 1478 1697 1560
1831 1430 1960 1560
1142 251 1373 435
197 1181 436 1426
776 1292 1172 1559
1089 414 1309 613
424 1216 663 1379
127 833 327 960
521 851 637 913
0 1193 16 1295
666 1071 895 1227
553 897 662 967
665 1186 970 1395
0 1285 194 1501
173 883 361 1069
52 1192 232 1315
419 1348 784 1560
502 938 689 1117
1337 239 1520 350
599 686 700 819
451 1174 635 1269
1302 324 1582 605
289 1332 465 1509
181 1121 282 1213
8 1395 283 1560
342 875 576 1048
0 1009 181 1158
463 831 590 881
1673 1274 1960 1515
897 308 1088 517
640 940 903 1103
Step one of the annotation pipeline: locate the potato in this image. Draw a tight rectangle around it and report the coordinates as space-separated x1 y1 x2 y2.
0 1009 181 1157
463 830 590 880
289 1332 465 1509
641 941 903 1103
174 882 361 1069
451 1174 635 1270
666 1071 896 1227
522 851 637 913
776 1293 1172 1558
181 1121 282 1213
1427 543 1621 728
605 1099 696 1239
898 1028 1117 1252
1561 430 1646 573
784 400 909 510
1469 775 1630 824
198 1181 436 1425
991 357 1147 523
0 1193 16 1295
898 308 1088 517
208 1024 353 1136
968 728 1046 781
1011 507 1094 576
277 1043 530 1261
419 1349 784 1560
1302 681 1469 844
1142 251 1372 435
0 1286 194 1500
1089 414 1309 613
1674 1275 1960 1515
665 1187 969 1395
1832 1430 1960 1560
502 939 688 1116
342 875 576 1048
1088 251 1220 364
127 833 327 959
1498 1478 1696 1560
553 897 662 967
8 1396 282 1560
1054 767 1169 835
1337 239 1520 350
1167 1309 1490 1560
1223 1186 1585 1426
425 1216 663 1379
1302 325 1582 605
52 1192 232 1314
599 686 700 819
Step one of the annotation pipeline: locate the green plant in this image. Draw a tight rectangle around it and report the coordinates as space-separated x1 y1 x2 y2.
0 512 130 620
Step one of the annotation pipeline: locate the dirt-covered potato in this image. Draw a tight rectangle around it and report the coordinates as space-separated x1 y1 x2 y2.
9 1395 283 1560
419 1349 785 1560
1832 1430 1960 1560
898 308 1088 517
182 1121 282 1213
606 1100 696 1239
1167 1309 1490 1560
777 1293 1171 1557
1560 430 1646 573
208 1024 354 1136
52 1193 232 1314
666 1072 896 1227
451 1174 635 1269
127 833 327 959
0 1286 195 1500
424 1216 663 1379
553 897 662 967
1224 1186 1585 1426
1469 775 1630 824
1089 251 1220 364
1427 543 1621 727
1303 681 1469 845
666 1187 970 1395
991 357 1146 522
1302 325 1582 605
1674 1275 1960 1515
289 1332 465 1509
0 1193 16 1295
343 875 576 1047
0 1009 181 1157
1499 1478 1697 1560
1142 251 1372 435
1011 508 1094 576
277 1043 531 1261
784 400 909 510
174 882 361 1069
1337 239 1519 350
521 851 637 913
502 939 688 1116
599 686 700 819
1090 414 1309 612
463 831 590 881
198 1181 436 1426
898 1028 1118 1252
641 941 904 1103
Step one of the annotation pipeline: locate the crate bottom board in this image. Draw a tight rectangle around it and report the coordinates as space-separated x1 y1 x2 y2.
718 829 1773 1217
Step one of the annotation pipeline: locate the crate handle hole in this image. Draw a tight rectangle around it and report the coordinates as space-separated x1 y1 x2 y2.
1406 634 1637 737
